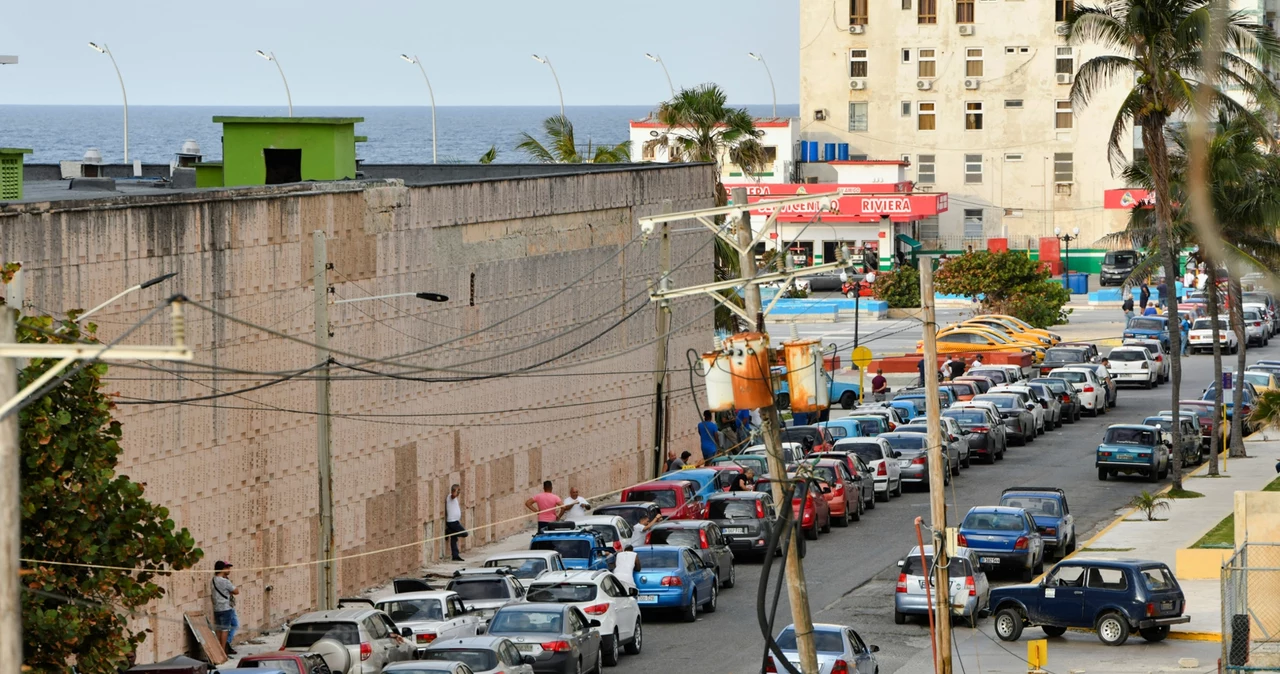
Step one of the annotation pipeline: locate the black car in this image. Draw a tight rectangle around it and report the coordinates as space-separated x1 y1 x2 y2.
1030 377 1082 423
1038 347 1091 377
594 501 661 528
645 519 737 588
806 269 848 292
487 603 602 674
942 406 1007 463
1100 249 1140 286
704 491 788 560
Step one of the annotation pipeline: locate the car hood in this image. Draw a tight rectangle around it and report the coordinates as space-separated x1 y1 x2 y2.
990 582 1042 603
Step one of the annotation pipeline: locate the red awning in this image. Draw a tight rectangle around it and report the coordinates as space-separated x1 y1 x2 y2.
726 183 948 222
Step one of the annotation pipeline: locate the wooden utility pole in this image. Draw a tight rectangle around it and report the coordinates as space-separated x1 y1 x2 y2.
0 308 21 670
919 258 951 674
733 187 820 674
313 231 337 611
651 200 673 478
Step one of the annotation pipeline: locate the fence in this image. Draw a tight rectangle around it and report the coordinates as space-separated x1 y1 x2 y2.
918 235 1042 253
1223 542 1280 673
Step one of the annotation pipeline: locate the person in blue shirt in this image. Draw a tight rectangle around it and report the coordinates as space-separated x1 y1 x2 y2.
1143 305 1158 316
697 410 721 462
1180 316 1191 355
735 408 753 439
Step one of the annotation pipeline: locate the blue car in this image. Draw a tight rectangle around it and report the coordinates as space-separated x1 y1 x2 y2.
530 524 613 570
1200 383 1257 421
817 418 865 442
958 506 1045 582
885 399 920 419
632 545 718 622
655 468 721 501
1123 316 1171 351
1095 424 1169 483
1000 487 1076 558
774 366 862 410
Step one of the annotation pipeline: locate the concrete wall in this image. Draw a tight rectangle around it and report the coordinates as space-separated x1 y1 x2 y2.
0 165 716 660
1236 491 1280 545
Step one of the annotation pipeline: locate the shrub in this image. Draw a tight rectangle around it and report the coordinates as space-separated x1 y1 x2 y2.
873 266 920 308
935 251 1071 327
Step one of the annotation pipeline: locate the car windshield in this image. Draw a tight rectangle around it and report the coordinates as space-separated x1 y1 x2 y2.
968 370 1007 383
709 500 759 519
1140 567 1178 592
944 410 988 425
485 557 549 579
881 435 928 450
578 524 619 543
1030 379 1068 393
525 583 598 603
1128 318 1165 331
648 528 701 548
636 548 680 569
449 578 511 600
1104 428 1156 445
901 555 973 577
285 621 359 647
531 539 591 560
1051 370 1087 383
834 443 885 462
596 506 647 527
1143 418 1173 431
1109 350 1145 361
377 598 444 623
1245 311 1262 321
1000 496 1061 517
1245 372 1272 386
808 466 838 484
489 609 562 634
626 489 676 508
1105 252 1138 265
1193 319 1228 330
961 512 1026 531
943 383 975 396
422 650 497 672
973 395 1018 409
776 627 846 654
1044 349 1086 363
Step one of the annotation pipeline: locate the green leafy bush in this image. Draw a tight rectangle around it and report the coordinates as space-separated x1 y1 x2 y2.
934 251 1071 327
872 266 920 308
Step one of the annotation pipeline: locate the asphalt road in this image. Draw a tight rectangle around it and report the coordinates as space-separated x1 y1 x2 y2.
615 319 1264 674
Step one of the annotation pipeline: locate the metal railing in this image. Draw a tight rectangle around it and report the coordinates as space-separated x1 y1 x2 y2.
1223 542 1280 673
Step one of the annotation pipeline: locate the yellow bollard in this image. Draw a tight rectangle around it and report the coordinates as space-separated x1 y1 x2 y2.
1027 639 1048 673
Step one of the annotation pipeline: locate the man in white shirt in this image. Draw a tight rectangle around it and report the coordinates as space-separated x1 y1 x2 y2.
559 486 591 521
612 545 642 590
446 484 467 562
629 513 662 549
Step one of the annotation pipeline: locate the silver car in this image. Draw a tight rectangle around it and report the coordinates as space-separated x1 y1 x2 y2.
900 416 971 471
374 591 486 657
421 636 536 674
483 551 567 581
893 545 990 625
282 608 416 674
385 662 475 674
878 432 949 487
768 623 880 674
446 569 527 622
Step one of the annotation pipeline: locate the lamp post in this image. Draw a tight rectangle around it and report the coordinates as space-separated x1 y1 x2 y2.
75 272 178 324
644 53 675 99
88 43 129 164
255 50 293 117
747 52 777 119
531 54 564 119
400 55 438 164
1054 226 1080 286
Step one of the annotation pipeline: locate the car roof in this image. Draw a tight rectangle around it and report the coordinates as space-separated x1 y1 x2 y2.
426 635 519 650
527 570 614 584
377 591 457 602
597 501 656 509
1107 424 1160 431
651 519 711 530
966 505 1027 516
707 491 769 501
384 663 464 673
495 602 568 613
292 608 383 623
633 544 696 554
569 515 628 527
627 480 693 490
487 550 561 561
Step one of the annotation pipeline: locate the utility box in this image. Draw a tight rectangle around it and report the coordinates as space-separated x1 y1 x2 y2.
0 148 32 200
209 116 363 188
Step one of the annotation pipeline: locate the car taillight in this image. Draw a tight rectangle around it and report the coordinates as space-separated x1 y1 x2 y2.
645 532 652 543
1061 393 1071 402
1014 536 1029 550
613 540 622 552
756 501 766 518
1156 355 1163 361
896 573 908 593
1043 527 1056 536
1255 322 1262 327
966 575 976 597
911 456 927 465
832 659 851 674
583 603 610 615
957 533 968 546
699 529 709 549
360 642 372 661
542 640 573 652
889 422 897 430
877 462 887 476
661 575 683 586
1141 362 1149 369
765 657 778 673
1146 602 1156 617
416 632 436 644
1083 386 1095 392
972 426 989 432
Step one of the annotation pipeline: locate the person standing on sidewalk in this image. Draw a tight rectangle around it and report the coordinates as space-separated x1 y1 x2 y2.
445 484 467 562
1122 294 1135 321
560 486 592 521
697 410 721 462
948 356 966 381
211 561 240 655
526 481 562 532
1139 282 1151 313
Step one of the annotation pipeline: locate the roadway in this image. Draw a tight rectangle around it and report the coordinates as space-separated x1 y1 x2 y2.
615 308 1257 674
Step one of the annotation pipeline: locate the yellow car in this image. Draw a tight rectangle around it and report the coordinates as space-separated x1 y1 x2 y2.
977 314 1062 344
917 327 1042 360
1243 370 1280 394
959 317 1055 346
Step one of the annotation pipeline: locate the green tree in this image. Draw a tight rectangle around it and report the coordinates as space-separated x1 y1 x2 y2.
516 115 631 164
478 145 498 164
871 266 920 309
7 295 202 672
1066 0 1280 489
933 251 1071 327
1129 490 1171 521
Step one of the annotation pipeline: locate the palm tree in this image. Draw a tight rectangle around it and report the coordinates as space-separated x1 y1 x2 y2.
1067 0 1280 490
1129 490 1172 521
479 145 498 164
516 115 630 164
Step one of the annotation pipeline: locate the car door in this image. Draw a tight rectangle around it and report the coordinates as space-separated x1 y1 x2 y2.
380 612 415 661
574 606 602 665
1038 564 1087 625
448 595 481 637
363 616 391 667
707 525 732 575
846 629 876 674
501 639 533 674
1080 566 1131 625
1024 512 1044 564
880 443 901 483
685 549 712 597
603 574 639 639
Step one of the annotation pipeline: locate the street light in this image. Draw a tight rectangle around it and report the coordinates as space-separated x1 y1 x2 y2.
1054 226 1081 284
75 272 178 324
644 53 675 99
88 42 129 164
400 54 438 164
531 54 565 119
255 50 293 117
747 52 777 119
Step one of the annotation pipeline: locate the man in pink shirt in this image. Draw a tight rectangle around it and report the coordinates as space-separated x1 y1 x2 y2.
525 480 562 533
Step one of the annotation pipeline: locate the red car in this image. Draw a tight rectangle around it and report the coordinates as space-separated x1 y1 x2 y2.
702 464 752 491
794 458 863 526
754 475 831 540
620 480 703 519
236 653 332 674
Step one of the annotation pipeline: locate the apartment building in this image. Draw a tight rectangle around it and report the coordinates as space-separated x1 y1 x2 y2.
800 0 1132 248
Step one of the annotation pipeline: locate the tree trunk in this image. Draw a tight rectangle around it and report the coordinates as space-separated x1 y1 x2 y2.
1228 275 1248 458
1144 121 1184 491
1207 268 1223 475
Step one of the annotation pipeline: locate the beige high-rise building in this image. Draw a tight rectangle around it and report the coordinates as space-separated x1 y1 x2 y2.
799 1 1132 249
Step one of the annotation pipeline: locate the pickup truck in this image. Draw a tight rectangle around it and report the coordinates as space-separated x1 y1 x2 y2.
999 487 1075 558
774 366 862 410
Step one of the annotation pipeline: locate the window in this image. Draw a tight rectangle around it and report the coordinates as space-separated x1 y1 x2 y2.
965 102 984 130
918 49 936 77
1054 152 1074 182
963 209 985 238
919 216 940 239
851 0 868 24
957 0 975 23
1005 46 1030 54
918 102 936 131
850 49 868 77
919 0 937 23
1056 47 1075 74
964 155 983 184
763 146 778 164
1005 99 1024 109
641 142 657 161
901 154 911 164
1086 567 1129 591
902 49 912 63
903 0 912 8
966 48 984 77
849 102 869 131
1056 0 1073 22
918 154 936 183
1056 100 1074 129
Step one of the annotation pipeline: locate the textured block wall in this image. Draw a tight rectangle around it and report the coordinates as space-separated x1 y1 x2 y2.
0 165 716 660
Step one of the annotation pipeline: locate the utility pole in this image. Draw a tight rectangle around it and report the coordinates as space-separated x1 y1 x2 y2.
919 258 951 674
733 187 820 674
313 230 337 611
0 308 20 670
652 200 673 478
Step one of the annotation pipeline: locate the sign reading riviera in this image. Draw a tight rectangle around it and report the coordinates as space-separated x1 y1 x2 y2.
725 183 949 222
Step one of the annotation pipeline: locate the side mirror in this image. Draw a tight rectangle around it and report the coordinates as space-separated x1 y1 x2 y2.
589 619 602 628
401 626 414 638
821 485 832 494
1026 403 1036 411
893 451 902 458
628 586 638 597
870 645 880 653
523 655 538 666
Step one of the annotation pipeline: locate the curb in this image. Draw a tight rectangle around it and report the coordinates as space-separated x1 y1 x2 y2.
1167 631 1223 642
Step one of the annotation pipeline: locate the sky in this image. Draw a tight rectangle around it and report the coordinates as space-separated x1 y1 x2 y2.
0 0 799 107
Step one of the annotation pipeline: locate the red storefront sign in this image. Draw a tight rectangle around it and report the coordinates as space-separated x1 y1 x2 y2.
725 183 948 222
1104 188 1156 209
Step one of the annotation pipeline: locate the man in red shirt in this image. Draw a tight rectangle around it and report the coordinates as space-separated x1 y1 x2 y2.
525 480 562 533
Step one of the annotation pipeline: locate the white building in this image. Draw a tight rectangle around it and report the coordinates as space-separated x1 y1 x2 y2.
629 117 799 183
800 1 1134 249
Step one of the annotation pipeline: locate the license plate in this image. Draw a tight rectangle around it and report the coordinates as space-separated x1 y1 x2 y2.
723 527 748 534
898 460 911 467
980 556 1000 564
637 594 657 603
515 644 539 653
1161 601 1174 611
1117 453 1135 461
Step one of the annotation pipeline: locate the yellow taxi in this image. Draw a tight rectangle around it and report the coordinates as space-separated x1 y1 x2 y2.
1243 370 1280 394
917 327 1043 361
959 317 1055 347
977 314 1062 344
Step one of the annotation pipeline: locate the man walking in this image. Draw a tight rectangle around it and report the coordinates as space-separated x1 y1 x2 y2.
445 483 468 562
871 368 888 402
697 410 721 462
211 561 240 655
1139 282 1151 313
917 357 927 387
526 481 562 532
1156 280 1169 309
560 486 591 521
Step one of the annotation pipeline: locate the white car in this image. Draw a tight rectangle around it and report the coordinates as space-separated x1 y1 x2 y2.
524 569 643 666
1243 308 1270 347
1189 317 1238 354
374 591 486 656
969 364 1027 385
1046 367 1106 416
1243 303 1274 338
988 385 1047 434
831 437 903 500
743 442 804 464
1121 338 1169 384
483 551 567 581
445 569 528 622
568 515 636 553
1106 346 1158 389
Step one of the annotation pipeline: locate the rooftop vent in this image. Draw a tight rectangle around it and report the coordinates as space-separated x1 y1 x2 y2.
175 139 203 168
81 148 104 177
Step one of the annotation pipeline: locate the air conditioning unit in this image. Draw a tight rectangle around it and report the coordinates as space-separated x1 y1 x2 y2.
1055 23 1070 36
849 24 865 34
814 109 828 121
849 79 866 90
964 78 981 90
1056 73 1073 85
917 80 932 91
958 25 975 36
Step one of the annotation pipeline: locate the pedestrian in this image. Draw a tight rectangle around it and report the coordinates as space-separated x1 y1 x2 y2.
1139 283 1151 312
560 486 592 521
613 545 642 590
211 561 240 655
1183 268 1196 301
917 357 927 386
948 356 966 381
1143 305 1158 316
697 410 721 462
730 467 754 492
445 483 468 562
736 408 753 439
966 245 974 254
1180 316 1191 356
1157 280 1169 309
630 513 663 548
1122 294 1135 321
525 480 563 532
972 354 984 369
666 450 684 472
871 368 888 402
719 413 741 450
1196 270 1208 290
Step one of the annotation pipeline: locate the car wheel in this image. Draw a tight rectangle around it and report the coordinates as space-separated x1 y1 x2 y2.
1147 468 1160 483
703 582 718 612
776 393 791 409
723 562 736 588
804 525 818 541
1020 564 1035 582
876 486 889 502
1042 625 1067 637
866 490 876 510
797 533 807 559
997 447 1006 461
602 630 620 667
1097 467 1107 481
1140 625 1170 642
962 453 971 469
1090 406 1099 417
951 460 961 477
894 609 907 625
681 592 697 622
821 513 832 534
573 656 583 674
1034 555 1045 575
994 608 1025 642
893 478 904 497
624 619 642 655
849 500 861 523
835 511 850 528
1145 379 1153 389
840 391 856 409
1096 612 1130 646
1066 535 1076 554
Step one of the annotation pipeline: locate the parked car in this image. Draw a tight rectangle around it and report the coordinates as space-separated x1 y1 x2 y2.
764 623 880 674
645 519 736 587
281 608 416 674
1243 308 1270 346
1029 377 1082 422
236 653 333 674
1123 316 1172 352
893 546 990 625
939 380 979 402
421 636 536 674
631 545 719 622
957 506 1045 582
592 502 661 529
1025 381 1064 428
780 425 837 454
1200 382 1257 425
618 480 702 519
1188 317 1237 354
564 515 634 554
989 385 1050 433
705 454 769 477
529 524 614 571
654 468 722 503
895 420 967 472
878 432 949 488
383 661 474 674
828 437 903 501
999 487 1075 558
970 364 1027 384
482 552 566 582
970 393 1037 444
1072 362 1118 408
1141 414 1204 466
523 570 642 666
1107 346 1158 389
775 366 862 411
1099 249 1139 286
1047 367 1105 417
894 386 956 410
446 569 527 622
742 442 805 464
990 559 1190 646
816 417 867 442
1120 338 1169 384
1038 347 1091 377
953 375 994 394
809 449 878 510
754 474 832 539
1162 402 1216 449
942 405 1007 463
791 457 865 524
1095 424 1170 483
1244 369 1280 394
704 491 790 560
374 590 487 656
486 603 602 674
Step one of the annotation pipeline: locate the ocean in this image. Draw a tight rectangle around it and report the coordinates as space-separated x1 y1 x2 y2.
0 104 800 165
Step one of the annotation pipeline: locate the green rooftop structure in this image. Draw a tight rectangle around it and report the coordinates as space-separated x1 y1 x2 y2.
201 116 363 188
0 148 32 200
